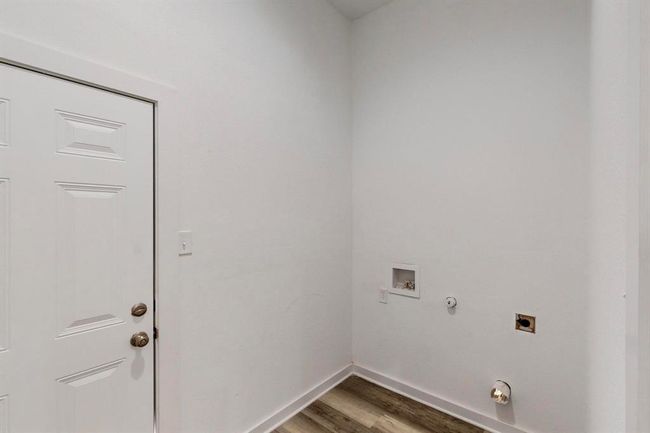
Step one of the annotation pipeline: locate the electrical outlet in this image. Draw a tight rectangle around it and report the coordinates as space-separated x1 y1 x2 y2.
178 231 193 256
379 288 388 304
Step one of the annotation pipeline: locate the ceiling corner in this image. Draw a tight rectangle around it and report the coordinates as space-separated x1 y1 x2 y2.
327 0 393 21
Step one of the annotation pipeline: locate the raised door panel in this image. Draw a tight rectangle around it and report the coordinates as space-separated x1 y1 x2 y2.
0 98 8 147
55 110 126 160
0 179 8 352
0 394 7 433
56 359 127 433
55 182 127 338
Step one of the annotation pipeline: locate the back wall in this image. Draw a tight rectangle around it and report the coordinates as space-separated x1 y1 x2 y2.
351 1 630 432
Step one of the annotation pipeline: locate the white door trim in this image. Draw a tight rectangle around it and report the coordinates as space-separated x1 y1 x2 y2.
0 32 174 102
0 31 180 433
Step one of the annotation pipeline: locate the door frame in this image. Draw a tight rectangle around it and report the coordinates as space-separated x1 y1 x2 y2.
0 31 180 433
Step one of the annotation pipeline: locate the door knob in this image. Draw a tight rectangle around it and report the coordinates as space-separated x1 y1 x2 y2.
131 303 148 317
130 331 150 347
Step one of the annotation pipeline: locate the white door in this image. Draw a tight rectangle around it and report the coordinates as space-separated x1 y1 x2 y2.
0 63 154 433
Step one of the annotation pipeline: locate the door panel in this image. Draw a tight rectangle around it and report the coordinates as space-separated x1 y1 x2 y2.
0 98 8 147
0 395 7 433
56 358 128 433
0 178 7 353
0 63 154 433
55 110 127 160
55 182 126 338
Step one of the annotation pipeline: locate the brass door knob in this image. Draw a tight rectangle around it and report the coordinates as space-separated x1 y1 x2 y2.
130 331 150 348
131 303 148 317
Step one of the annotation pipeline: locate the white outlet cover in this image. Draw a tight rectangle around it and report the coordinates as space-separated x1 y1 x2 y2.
178 231 193 256
379 288 388 304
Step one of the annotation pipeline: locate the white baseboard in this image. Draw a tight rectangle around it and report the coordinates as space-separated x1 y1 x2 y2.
352 364 528 433
248 364 355 433
249 363 528 433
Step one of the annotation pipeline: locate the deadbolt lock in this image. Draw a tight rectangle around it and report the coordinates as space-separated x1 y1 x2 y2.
131 303 148 317
130 331 150 348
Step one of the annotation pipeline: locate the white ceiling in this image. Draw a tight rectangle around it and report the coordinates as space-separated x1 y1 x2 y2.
327 0 393 20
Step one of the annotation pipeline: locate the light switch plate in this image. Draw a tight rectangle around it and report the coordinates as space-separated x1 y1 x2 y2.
178 231 193 256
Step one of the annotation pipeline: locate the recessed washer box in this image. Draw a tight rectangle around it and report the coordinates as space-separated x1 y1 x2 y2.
390 263 419 298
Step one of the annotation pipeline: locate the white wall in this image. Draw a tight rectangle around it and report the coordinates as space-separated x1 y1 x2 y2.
0 1 638 432
589 1 633 431
351 1 629 433
0 1 353 432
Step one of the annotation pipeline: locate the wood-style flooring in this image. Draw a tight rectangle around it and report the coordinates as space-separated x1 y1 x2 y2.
273 376 487 433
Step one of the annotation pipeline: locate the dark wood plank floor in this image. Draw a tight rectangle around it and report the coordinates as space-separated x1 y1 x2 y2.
274 376 487 433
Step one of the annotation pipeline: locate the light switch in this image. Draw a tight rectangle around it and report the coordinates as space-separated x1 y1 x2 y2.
178 231 193 256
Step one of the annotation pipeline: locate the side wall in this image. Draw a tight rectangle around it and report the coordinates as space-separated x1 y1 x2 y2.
351 1 629 432
0 1 353 432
